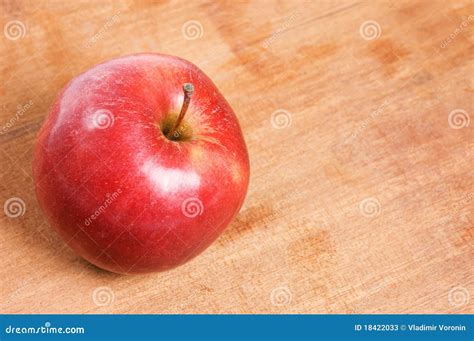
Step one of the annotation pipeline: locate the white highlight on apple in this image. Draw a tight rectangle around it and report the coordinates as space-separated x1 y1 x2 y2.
142 160 200 193
4 197 26 218
182 20 204 40
181 197 204 218
92 286 115 306
271 109 292 129
359 20 381 41
270 286 292 306
4 20 26 41
448 286 470 307
359 197 381 218
92 109 114 129
448 109 470 129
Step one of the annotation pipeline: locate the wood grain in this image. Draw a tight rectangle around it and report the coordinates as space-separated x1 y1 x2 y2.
0 0 473 314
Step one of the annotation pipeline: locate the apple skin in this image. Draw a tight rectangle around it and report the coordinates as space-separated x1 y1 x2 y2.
33 53 250 274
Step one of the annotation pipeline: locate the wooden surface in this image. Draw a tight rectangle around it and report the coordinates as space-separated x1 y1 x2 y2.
1 0 473 314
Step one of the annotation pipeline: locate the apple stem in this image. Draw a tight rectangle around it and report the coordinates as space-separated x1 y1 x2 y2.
167 83 194 139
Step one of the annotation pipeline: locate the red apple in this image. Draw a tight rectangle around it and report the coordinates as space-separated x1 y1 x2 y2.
33 53 250 274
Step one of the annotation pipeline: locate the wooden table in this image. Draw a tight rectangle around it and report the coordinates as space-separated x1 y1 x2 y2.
1 0 472 314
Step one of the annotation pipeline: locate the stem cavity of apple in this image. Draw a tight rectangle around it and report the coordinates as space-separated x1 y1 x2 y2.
166 83 194 140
